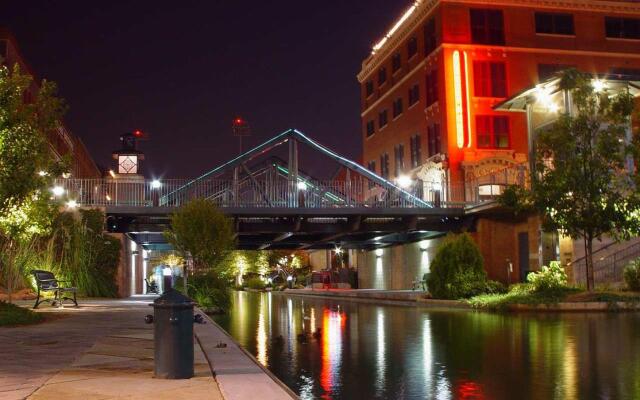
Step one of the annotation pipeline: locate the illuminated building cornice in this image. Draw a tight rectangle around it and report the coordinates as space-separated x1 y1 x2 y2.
357 0 640 82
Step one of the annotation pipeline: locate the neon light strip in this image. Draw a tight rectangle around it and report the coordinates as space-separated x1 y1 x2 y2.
463 51 472 148
453 50 465 149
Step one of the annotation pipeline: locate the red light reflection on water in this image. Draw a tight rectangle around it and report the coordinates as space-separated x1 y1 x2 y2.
319 308 346 399
456 380 485 400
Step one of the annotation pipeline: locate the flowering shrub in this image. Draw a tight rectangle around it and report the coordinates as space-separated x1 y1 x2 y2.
527 261 568 293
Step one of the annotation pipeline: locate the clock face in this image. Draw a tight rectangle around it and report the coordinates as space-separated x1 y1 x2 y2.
118 155 138 174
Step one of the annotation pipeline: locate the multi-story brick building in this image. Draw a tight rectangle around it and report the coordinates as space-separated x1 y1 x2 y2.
359 0 640 194
0 28 100 178
357 0 640 286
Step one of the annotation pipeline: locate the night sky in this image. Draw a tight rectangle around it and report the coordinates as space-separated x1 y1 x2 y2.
2 1 408 179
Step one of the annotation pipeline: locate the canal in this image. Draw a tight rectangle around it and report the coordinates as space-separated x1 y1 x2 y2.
212 291 640 400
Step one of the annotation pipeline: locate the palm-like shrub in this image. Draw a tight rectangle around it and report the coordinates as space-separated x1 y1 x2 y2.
427 233 487 299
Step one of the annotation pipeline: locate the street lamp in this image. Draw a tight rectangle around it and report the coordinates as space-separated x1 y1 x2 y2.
66 200 78 209
151 179 162 189
297 181 308 191
396 175 413 189
51 186 65 197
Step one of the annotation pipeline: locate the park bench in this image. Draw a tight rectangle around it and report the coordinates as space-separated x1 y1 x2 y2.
31 270 78 309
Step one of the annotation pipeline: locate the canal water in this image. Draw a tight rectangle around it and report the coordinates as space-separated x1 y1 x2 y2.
212 291 640 400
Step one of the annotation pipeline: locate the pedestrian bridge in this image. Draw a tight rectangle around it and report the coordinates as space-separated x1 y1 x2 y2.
55 129 504 250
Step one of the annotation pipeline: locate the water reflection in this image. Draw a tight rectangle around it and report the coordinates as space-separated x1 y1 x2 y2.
214 292 640 400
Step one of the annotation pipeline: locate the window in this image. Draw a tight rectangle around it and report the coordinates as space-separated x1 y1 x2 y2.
392 53 402 73
394 144 405 177
535 13 574 35
605 17 640 39
378 67 387 85
408 36 418 58
610 67 640 80
393 98 403 118
408 84 420 106
476 116 510 149
410 134 422 168
379 109 388 128
427 124 441 156
367 160 376 173
424 18 437 55
365 80 374 97
473 61 506 97
470 9 505 45
537 64 575 81
367 161 377 187
366 120 375 137
426 70 438 106
380 153 390 178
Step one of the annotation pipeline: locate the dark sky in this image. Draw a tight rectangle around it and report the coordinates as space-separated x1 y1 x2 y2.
2 1 407 179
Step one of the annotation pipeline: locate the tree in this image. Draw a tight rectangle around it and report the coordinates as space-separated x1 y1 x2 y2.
0 64 66 216
502 70 640 291
0 64 67 302
164 199 236 274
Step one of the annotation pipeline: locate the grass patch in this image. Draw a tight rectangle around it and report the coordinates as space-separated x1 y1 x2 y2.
468 285 640 310
467 284 580 310
0 301 44 326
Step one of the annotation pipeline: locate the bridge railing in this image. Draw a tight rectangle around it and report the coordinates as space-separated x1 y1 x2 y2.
53 178 486 209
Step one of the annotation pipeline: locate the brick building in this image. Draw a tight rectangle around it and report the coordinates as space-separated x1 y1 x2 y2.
356 0 640 286
0 28 100 178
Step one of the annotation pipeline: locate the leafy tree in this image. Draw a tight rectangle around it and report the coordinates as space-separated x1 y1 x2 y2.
0 64 67 301
0 64 66 217
164 199 236 274
501 70 640 291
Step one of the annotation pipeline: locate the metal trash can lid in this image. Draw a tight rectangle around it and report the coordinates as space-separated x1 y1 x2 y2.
151 289 195 309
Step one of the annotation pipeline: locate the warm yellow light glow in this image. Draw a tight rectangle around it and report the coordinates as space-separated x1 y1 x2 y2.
535 85 558 112
109 169 116 178
38 170 48 176
592 79 606 93
66 200 78 209
51 186 64 197
453 50 465 148
105 194 112 201
396 175 413 188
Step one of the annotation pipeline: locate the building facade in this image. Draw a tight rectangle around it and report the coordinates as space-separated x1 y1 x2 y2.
357 0 640 286
0 28 101 178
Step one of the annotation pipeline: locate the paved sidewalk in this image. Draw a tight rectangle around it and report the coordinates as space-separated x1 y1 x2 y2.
0 298 222 400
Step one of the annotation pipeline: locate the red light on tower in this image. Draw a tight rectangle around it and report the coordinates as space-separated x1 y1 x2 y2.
133 129 143 137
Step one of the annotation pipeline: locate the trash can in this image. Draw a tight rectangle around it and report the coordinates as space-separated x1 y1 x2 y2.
145 289 197 379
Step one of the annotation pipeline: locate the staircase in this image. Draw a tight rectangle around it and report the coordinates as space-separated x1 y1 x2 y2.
571 238 640 286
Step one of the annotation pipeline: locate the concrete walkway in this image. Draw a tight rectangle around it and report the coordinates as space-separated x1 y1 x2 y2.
1 297 296 400
195 315 296 400
0 298 222 400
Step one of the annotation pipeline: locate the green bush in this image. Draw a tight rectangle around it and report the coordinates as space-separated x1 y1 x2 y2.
484 280 507 294
624 259 640 291
187 273 231 313
526 261 568 293
427 233 487 299
245 277 266 290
